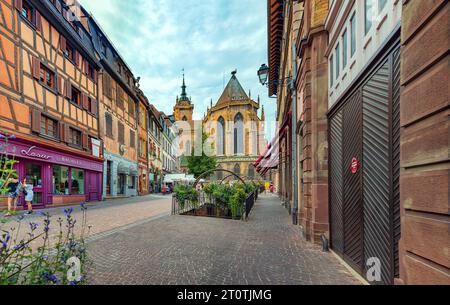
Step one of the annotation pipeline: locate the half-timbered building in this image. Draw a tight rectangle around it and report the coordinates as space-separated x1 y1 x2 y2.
0 0 103 209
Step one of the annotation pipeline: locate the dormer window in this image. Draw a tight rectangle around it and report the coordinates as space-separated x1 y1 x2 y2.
65 42 76 63
21 1 33 24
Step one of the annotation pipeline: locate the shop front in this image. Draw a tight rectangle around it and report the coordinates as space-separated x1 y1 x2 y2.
138 164 148 196
3 138 103 209
102 151 138 199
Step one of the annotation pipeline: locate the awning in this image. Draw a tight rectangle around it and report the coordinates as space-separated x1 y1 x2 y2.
129 166 138 176
117 162 130 175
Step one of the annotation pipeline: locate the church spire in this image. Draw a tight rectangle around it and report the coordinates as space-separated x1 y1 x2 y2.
179 70 189 102
261 104 265 121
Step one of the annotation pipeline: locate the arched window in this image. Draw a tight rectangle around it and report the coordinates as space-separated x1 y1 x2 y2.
234 164 241 176
234 113 244 155
217 116 225 155
185 140 191 156
248 166 255 179
182 116 188 121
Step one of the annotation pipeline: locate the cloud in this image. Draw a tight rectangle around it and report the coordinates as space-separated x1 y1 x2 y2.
79 0 276 140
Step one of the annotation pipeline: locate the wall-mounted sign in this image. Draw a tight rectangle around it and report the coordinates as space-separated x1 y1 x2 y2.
91 138 101 158
21 146 51 160
351 157 359 174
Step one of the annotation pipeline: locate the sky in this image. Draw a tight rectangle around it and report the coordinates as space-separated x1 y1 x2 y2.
78 0 276 140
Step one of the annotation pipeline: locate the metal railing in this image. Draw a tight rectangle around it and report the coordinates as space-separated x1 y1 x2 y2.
172 188 260 221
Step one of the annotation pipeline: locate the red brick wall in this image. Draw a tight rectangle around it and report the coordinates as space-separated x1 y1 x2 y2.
399 0 450 285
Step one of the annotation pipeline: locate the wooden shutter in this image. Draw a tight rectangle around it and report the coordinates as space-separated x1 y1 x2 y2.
56 0 62 13
32 56 40 80
94 70 98 83
59 123 65 142
118 122 124 144
65 124 70 143
130 130 135 148
82 133 89 150
36 11 43 32
64 79 70 98
14 0 22 11
31 109 41 133
81 93 88 110
91 99 98 116
75 51 80 67
84 60 89 75
60 35 66 53
56 74 63 95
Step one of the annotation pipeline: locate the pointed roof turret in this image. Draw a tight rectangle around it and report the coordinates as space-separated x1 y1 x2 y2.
261 105 265 121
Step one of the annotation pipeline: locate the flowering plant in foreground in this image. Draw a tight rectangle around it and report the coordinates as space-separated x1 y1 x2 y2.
0 203 90 285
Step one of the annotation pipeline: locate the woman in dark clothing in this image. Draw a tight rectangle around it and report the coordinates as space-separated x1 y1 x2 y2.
5 178 22 216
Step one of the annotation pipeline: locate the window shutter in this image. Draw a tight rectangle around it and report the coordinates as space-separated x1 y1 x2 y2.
14 0 22 11
56 74 63 95
64 79 71 98
56 0 62 13
65 124 70 143
60 36 66 53
75 51 80 66
36 11 43 32
59 123 65 142
82 133 89 150
82 93 89 110
31 109 41 133
91 99 98 116
93 70 98 83
32 56 40 80
84 60 89 75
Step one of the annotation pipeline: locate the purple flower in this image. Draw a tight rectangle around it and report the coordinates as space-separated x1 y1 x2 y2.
29 222 38 231
0 134 5 139
9 134 16 139
13 244 25 251
1 240 7 249
80 202 86 209
63 207 74 217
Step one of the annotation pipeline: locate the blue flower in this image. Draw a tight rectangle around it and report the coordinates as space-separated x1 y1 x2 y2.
63 207 74 217
9 134 16 139
0 134 5 139
50 275 58 284
17 215 24 221
29 222 38 231
80 202 86 209
13 244 25 251
1 240 7 249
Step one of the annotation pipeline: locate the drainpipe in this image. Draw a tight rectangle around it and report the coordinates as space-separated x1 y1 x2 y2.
291 41 298 225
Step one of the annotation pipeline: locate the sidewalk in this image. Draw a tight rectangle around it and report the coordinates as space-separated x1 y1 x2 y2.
86 193 360 285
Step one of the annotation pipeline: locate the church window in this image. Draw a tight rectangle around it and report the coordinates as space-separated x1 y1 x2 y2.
234 113 244 155
217 117 225 155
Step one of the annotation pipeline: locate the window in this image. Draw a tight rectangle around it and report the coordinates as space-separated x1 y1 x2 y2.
105 112 113 137
217 116 225 155
130 129 135 148
342 29 348 69
233 164 241 175
39 64 55 89
65 42 76 63
330 55 334 87
379 0 387 12
234 113 244 155
365 0 373 35
88 64 95 81
53 166 69 195
127 176 135 190
40 115 58 139
71 168 84 195
26 163 42 188
128 99 135 116
69 128 82 146
70 85 81 106
21 1 34 24
350 13 356 56
335 43 340 79
140 138 147 158
118 122 124 144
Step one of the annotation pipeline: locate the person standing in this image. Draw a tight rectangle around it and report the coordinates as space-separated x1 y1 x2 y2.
5 178 21 217
22 176 34 215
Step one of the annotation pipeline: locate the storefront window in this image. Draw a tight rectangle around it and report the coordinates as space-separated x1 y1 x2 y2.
128 176 135 189
53 166 69 195
26 163 42 188
71 169 84 195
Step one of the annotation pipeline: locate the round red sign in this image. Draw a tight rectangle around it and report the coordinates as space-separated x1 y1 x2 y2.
351 157 359 174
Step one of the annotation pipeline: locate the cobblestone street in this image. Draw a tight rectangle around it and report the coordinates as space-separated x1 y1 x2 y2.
86 194 360 285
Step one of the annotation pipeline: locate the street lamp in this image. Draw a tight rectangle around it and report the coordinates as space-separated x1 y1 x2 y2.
257 64 269 86
257 50 299 226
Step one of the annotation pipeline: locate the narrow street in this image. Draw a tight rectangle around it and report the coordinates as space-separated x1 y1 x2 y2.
85 194 360 285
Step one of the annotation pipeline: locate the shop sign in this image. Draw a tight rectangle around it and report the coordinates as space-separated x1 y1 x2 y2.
351 157 359 174
21 146 52 160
